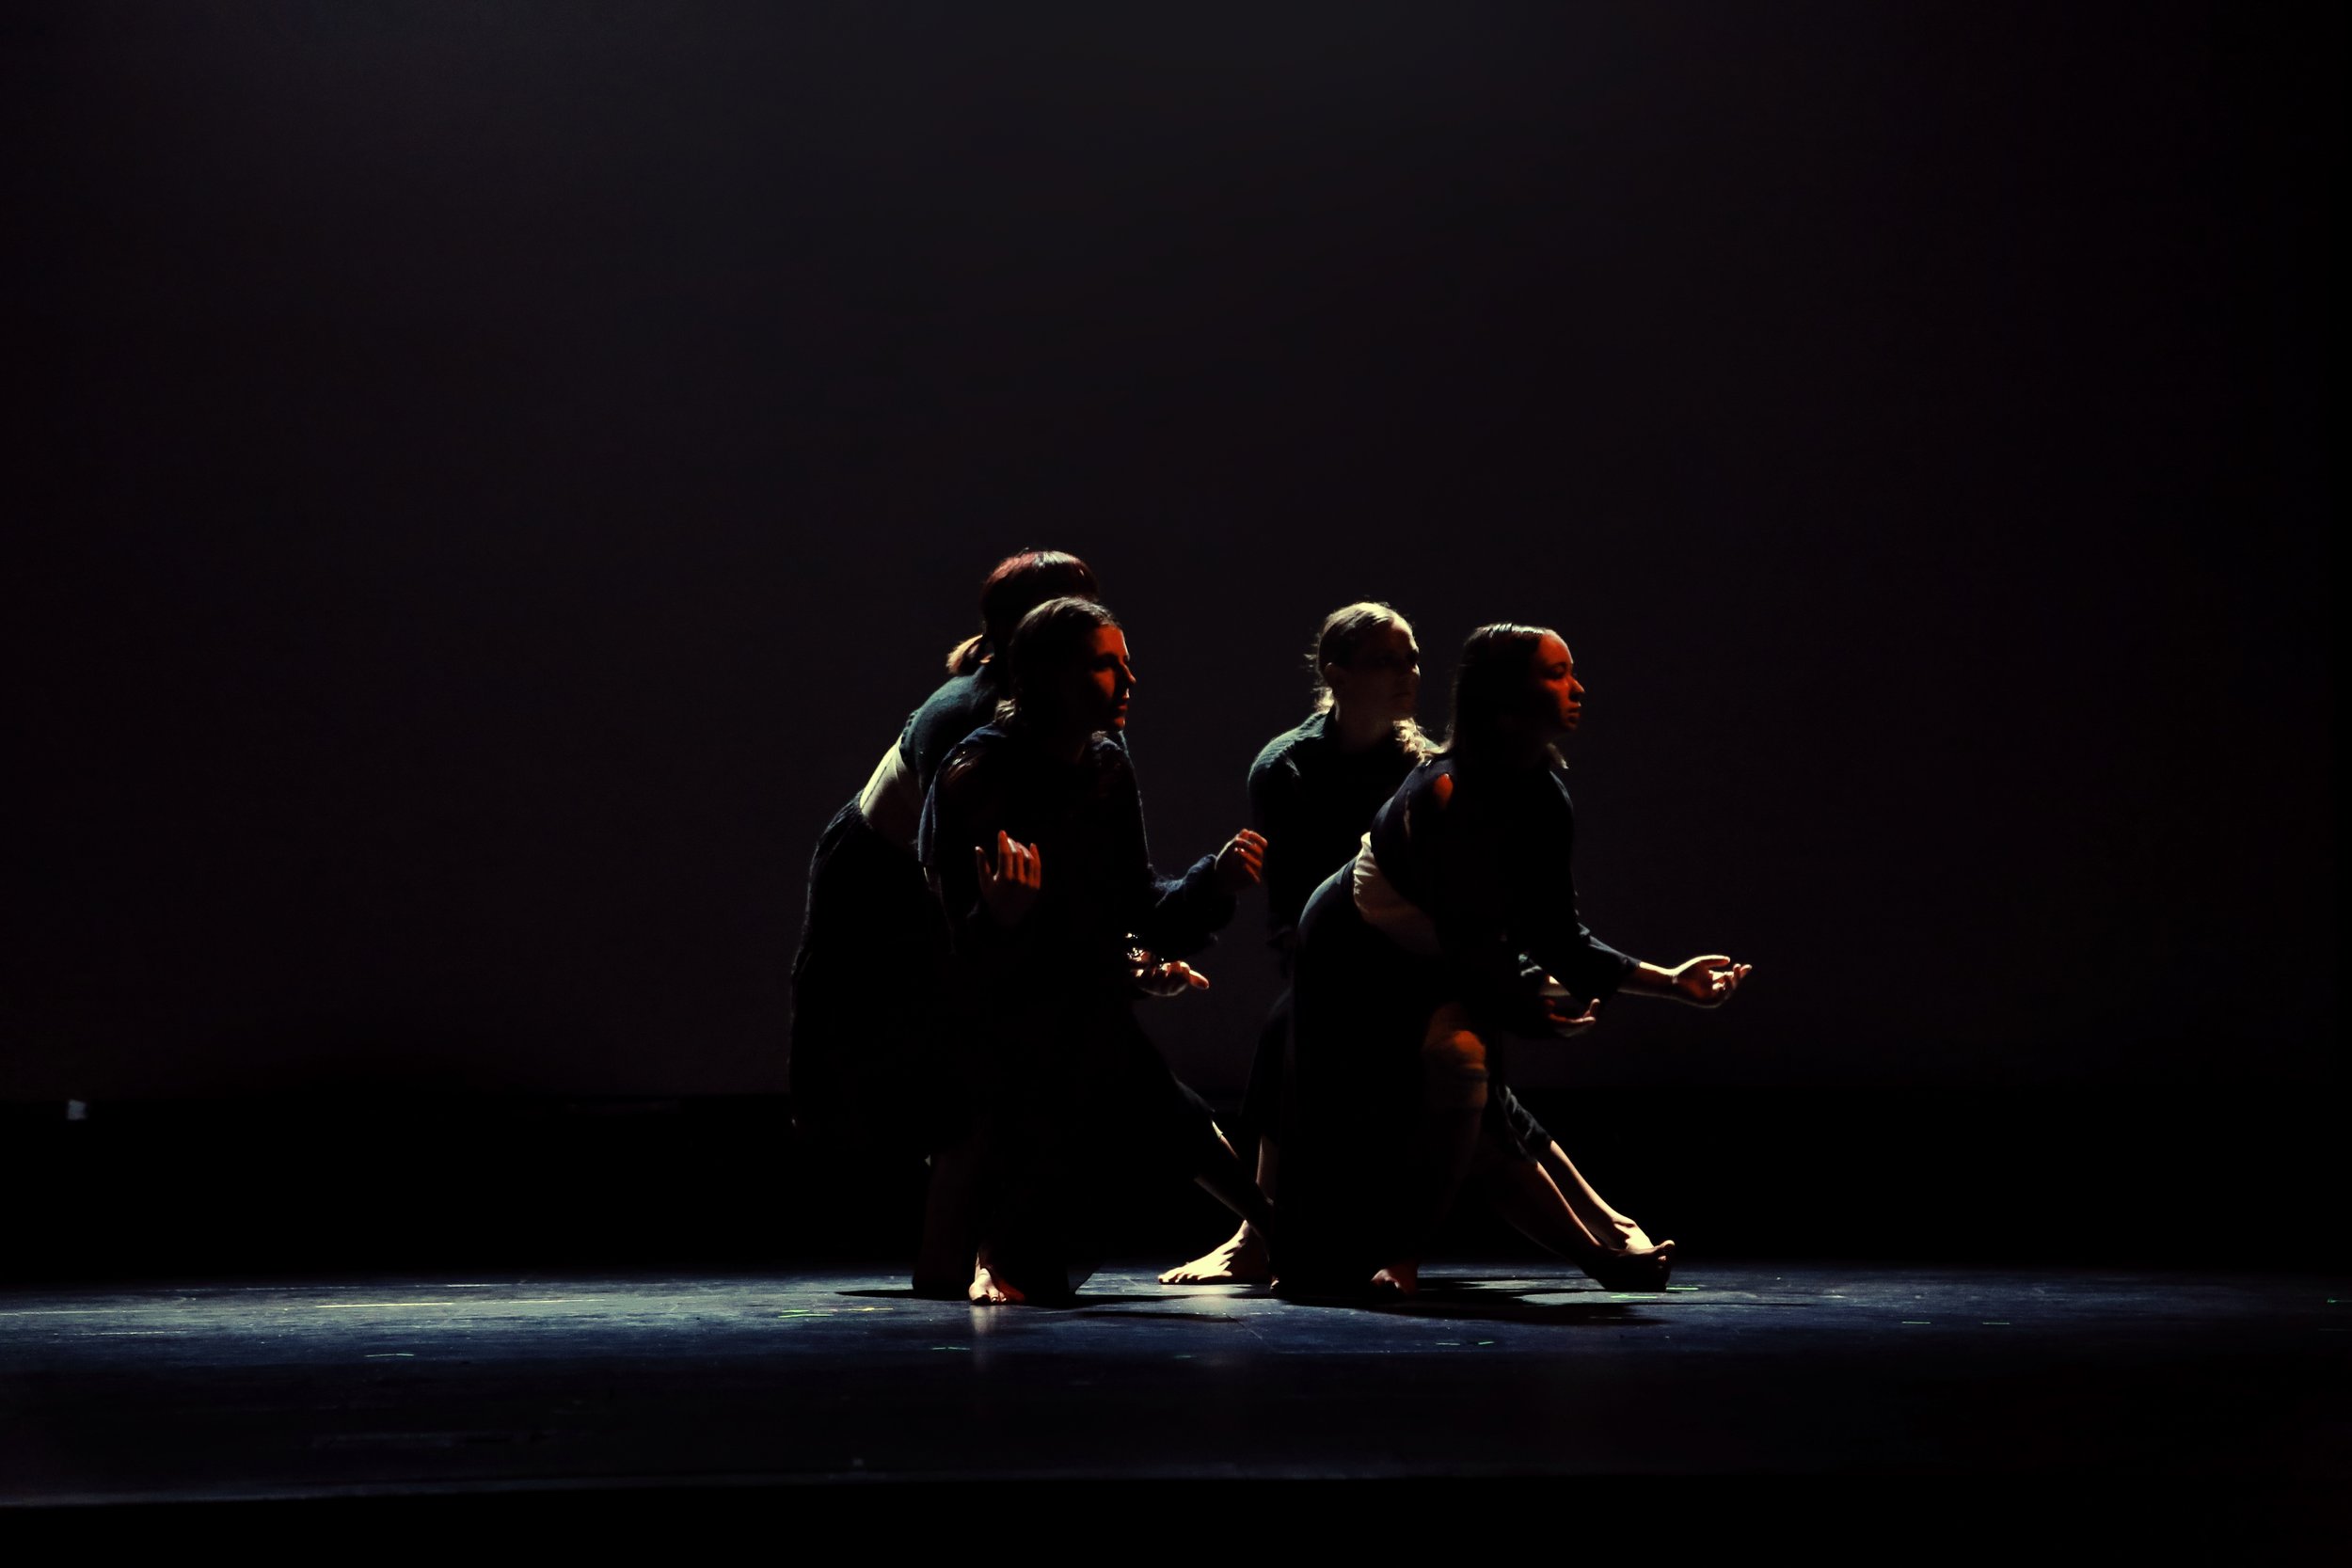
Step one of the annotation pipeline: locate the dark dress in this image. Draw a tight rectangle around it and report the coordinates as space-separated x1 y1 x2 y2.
787 670 1007 1157
1280 754 1636 1291
919 723 1235 1288
1237 712 1419 1148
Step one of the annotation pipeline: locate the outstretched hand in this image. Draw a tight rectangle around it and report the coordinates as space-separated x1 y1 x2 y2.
1540 981 1602 1039
1215 829 1267 893
1667 955 1750 1008
974 830 1042 927
1130 947 1213 999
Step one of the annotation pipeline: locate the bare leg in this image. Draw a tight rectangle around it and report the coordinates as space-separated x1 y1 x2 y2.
914 1137 982 1299
1189 1121 1278 1243
1536 1139 1657 1253
1160 1137 1277 1284
1373 1006 1491 1296
1479 1150 1674 1289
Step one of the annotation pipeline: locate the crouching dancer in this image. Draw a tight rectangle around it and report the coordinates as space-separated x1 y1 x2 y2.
1280 624 1749 1299
789 548 1105 1295
1162 600 1426 1287
919 596 1275 1304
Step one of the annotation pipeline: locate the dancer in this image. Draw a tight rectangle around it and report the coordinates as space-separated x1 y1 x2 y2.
787 549 1101 1289
1161 602 1424 1286
920 596 1274 1304
1280 625 1749 1298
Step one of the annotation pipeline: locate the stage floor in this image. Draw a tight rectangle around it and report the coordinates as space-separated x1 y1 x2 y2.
4 1260 2344 1505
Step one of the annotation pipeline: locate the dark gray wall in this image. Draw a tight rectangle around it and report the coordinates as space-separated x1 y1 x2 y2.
8 4 2332 1098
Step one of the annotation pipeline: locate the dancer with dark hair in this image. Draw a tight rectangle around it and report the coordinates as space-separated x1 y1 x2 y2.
1281 625 1749 1298
849 549 1104 856
788 549 1101 1291
920 597 1275 1304
1161 601 1425 1286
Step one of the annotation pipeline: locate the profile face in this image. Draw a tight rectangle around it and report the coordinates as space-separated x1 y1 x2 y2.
1347 622 1422 722
1532 632 1583 736
1058 626 1136 734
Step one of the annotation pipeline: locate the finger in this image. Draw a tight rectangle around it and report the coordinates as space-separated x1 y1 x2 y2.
1184 964 1211 990
1237 829 1267 849
1026 842 1044 886
997 830 1015 877
974 845 995 885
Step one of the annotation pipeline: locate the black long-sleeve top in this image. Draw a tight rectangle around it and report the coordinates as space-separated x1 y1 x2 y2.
919 724 1233 1001
1367 755 1638 1033
1248 711 1420 946
898 670 1003 796
892 665 1131 807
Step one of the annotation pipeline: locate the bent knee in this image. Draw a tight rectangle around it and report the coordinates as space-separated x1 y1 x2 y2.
1420 1006 1490 1106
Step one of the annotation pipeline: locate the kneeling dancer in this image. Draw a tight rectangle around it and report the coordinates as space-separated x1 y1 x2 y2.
1281 624 1749 1298
789 548 1104 1294
920 595 1273 1303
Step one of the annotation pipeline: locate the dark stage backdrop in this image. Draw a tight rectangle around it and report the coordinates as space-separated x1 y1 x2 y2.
7 4 2333 1101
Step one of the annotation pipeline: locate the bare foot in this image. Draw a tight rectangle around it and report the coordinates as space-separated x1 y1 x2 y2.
1613 1221 1659 1253
969 1261 1027 1305
1369 1260 1421 1297
1582 1238 1675 1291
968 1243 1028 1305
1158 1225 1272 1285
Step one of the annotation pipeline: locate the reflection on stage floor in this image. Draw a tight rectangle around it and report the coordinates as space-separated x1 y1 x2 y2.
6 1259 2344 1509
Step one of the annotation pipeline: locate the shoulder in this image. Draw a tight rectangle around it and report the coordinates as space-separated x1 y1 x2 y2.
1403 757 1456 807
1249 713 1326 783
1086 733 1138 797
915 672 1000 729
1383 759 1454 842
934 724 1012 800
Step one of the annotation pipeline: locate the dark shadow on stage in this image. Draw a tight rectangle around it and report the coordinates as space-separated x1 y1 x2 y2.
2 1085 2344 1283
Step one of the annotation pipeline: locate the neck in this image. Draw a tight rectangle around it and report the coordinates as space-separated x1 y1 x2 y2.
1327 702 1395 753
